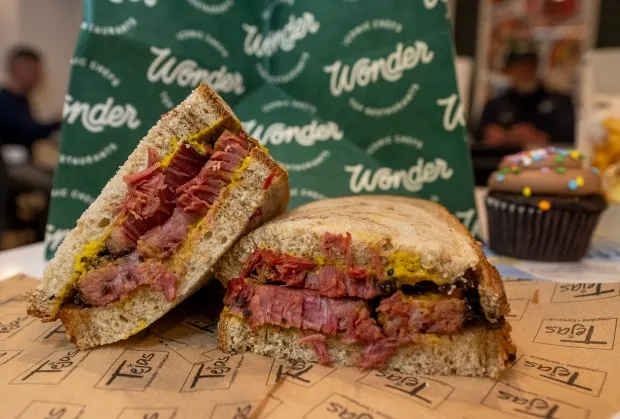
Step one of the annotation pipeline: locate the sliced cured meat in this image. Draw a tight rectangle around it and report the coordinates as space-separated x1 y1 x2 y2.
315 265 345 297
356 338 400 369
77 253 178 306
137 209 196 259
238 249 379 299
107 148 173 255
176 131 251 216
240 248 317 285
311 265 380 300
321 232 369 279
377 291 465 336
139 131 252 258
322 232 351 264
225 282 384 342
164 143 211 192
106 145 209 255
369 246 385 281
298 334 331 365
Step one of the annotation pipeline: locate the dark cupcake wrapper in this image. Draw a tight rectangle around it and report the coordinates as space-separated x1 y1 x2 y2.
486 195 605 262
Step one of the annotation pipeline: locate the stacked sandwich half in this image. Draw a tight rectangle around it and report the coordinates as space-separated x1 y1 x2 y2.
216 196 516 378
27 84 289 348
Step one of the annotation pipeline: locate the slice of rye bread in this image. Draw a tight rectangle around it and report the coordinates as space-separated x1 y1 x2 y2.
218 310 516 379
60 150 289 349
28 83 243 322
214 196 509 322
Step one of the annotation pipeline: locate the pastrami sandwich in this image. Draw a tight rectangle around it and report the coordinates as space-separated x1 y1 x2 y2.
215 196 516 378
27 83 289 348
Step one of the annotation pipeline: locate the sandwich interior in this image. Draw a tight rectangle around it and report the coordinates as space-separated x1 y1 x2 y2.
222 232 514 373
63 124 260 312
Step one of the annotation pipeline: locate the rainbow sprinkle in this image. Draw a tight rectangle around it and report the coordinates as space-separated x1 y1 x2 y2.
522 157 532 166
568 180 578 190
538 200 551 211
522 187 532 197
511 166 522 174
541 167 551 173
570 150 581 160
558 149 569 156
576 176 584 187
555 155 565 163
592 167 600 174
556 166 566 174
496 173 505 182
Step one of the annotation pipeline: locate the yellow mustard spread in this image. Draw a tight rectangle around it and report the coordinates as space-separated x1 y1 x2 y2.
123 319 148 339
160 137 180 167
386 251 447 285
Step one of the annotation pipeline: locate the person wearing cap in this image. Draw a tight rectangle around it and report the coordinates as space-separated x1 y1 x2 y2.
476 50 575 148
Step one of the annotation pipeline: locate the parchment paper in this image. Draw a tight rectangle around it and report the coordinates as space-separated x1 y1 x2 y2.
1 274 618 419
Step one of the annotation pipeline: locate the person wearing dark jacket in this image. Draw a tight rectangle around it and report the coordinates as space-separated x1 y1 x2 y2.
0 46 61 154
0 46 60 243
476 50 575 147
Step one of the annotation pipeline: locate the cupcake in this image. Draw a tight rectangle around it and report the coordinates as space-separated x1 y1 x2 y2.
486 147 607 262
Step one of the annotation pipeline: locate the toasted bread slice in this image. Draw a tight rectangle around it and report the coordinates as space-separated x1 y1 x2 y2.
218 309 515 379
27 84 290 348
215 196 508 322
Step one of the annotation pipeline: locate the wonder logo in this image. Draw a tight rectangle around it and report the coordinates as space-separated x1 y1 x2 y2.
243 99 342 172
146 46 244 95
243 12 319 58
244 120 343 147
324 19 434 117
63 95 141 133
437 93 465 132
243 4 320 84
345 158 454 193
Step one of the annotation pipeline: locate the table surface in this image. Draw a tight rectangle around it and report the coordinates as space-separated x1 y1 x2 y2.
0 241 46 280
1 188 618 281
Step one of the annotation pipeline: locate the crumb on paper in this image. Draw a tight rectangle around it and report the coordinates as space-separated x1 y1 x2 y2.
531 289 540 304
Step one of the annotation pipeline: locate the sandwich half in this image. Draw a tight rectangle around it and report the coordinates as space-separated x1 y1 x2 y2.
215 196 515 378
27 83 289 348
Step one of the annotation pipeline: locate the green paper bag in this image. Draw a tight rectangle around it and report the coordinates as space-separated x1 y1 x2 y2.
45 0 478 259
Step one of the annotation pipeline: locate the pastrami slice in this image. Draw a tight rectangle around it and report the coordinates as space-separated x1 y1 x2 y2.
75 130 256 308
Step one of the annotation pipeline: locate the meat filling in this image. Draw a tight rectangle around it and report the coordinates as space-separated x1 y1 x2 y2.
225 238 480 368
77 253 177 306
239 248 381 299
225 280 384 342
138 132 251 258
76 131 252 307
377 291 465 336
107 144 210 255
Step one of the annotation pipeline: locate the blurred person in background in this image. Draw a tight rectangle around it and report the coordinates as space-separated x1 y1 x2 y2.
0 46 61 155
476 49 575 149
0 46 61 249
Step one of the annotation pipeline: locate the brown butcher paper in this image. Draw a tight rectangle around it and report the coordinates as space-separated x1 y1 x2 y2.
1 274 619 419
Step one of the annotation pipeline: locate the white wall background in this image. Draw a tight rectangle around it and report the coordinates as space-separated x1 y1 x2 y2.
0 0 82 119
